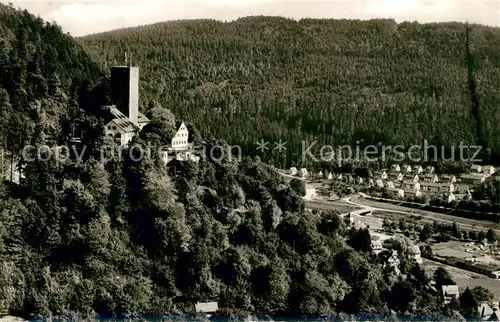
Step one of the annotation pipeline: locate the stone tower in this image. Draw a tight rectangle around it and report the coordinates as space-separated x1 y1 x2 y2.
110 65 139 125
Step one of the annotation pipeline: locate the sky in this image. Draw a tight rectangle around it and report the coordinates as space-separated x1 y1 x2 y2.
2 0 500 37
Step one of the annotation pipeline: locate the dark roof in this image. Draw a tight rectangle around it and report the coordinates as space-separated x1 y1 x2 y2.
104 105 138 133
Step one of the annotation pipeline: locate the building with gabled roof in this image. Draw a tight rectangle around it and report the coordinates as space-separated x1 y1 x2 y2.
413 165 423 174
483 165 496 177
471 164 483 173
460 173 486 186
423 173 439 183
441 174 457 183
102 65 150 146
442 285 459 304
390 164 401 172
425 165 435 174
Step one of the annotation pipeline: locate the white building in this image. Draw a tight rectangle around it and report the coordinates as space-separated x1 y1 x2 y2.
391 164 401 172
409 245 423 264
483 165 496 177
401 164 412 173
290 167 298 176
442 285 459 304
171 122 191 151
195 301 218 313
300 168 308 178
471 164 483 173
161 122 198 164
371 240 383 254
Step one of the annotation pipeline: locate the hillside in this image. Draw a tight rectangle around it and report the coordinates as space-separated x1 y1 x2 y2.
0 2 103 174
80 17 500 167
0 7 481 319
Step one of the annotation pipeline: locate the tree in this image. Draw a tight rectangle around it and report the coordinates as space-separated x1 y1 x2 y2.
420 224 432 242
477 231 486 242
486 229 496 243
459 287 478 318
451 222 461 238
434 267 456 289
421 245 433 258
347 227 372 253
289 178 306 197
471 286 494 304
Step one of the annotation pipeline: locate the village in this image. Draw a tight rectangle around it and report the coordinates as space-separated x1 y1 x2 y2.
288 162 498 204
283 163 500 320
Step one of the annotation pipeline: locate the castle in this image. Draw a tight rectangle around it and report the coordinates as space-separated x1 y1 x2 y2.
103 63 198 164
103 65 150 146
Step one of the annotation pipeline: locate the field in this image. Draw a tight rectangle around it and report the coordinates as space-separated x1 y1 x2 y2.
305 200 360 214
432 241 500 264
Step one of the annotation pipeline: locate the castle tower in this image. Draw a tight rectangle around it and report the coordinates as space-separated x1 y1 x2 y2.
110 65 139 125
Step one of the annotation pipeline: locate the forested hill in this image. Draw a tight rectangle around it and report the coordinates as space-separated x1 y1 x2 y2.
0 8 492 319
81 17 500 167
0 3 103 157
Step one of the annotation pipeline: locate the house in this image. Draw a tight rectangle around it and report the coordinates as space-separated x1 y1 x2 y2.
454 184 470 194
460 174 486 186
382 250 401 275
483 165 496 177
327 172 333 180
374 170 388 180
445 192 456 203
401 164 412 173
386 181 396 189
343 173 354 183
471 164 483 173
390 164 401 172
441 174 457 183
357 177 364 184
299 168 308 178
318 171 323 179
195 301 218 316
103 65 150 147
414 165 423 174
371 239 383 254
388 172 403 181
388 187 404 199
171 122 192 152
375 179 384 188
290 167 298 176
162 122 198 163
409 245 423 264
402 181 420 191
403 173 419 183
423 174 439 183
442 285 459 304
420 182 454 194
425 165 435 174
405 190 423 199
478 303 494 320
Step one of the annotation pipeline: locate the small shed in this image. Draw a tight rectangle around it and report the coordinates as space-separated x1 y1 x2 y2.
195 301 219 314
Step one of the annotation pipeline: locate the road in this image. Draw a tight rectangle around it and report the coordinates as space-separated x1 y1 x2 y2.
304 197 500 233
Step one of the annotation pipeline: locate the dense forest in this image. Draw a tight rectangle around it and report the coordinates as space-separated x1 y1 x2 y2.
80 17 500 168
0 4 496 320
